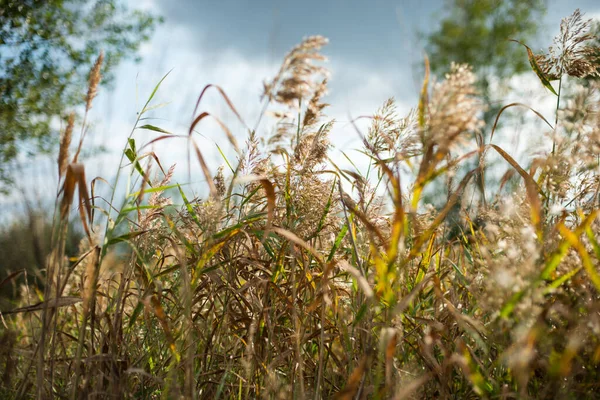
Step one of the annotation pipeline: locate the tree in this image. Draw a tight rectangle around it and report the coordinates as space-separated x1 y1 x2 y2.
424 0 547 133
424 0 546 90
420 0 547 232
0 0 161 190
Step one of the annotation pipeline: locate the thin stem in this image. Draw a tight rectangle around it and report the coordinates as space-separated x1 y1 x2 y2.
551 77 563 155
296 98 302 147
546 76 563 211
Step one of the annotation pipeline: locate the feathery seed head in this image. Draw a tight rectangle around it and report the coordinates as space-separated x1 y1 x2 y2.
538 9 600 79
85 52 104 112
263 35 329 109
58 113 74 179
425 63 484 152
367 99 420 159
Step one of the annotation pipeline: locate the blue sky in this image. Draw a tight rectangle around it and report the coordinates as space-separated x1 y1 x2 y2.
152 0 600 70
3 0 600 219
92 0 600 188
97 0 600 140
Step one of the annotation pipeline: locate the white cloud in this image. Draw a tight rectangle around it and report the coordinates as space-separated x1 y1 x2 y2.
0 12 419 217
87 24 417 193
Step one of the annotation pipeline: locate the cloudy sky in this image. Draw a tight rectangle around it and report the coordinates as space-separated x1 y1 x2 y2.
4 0 600 220
93 0 600 166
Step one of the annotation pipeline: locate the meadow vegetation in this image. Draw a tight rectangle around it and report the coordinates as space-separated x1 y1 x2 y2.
1 8 600 400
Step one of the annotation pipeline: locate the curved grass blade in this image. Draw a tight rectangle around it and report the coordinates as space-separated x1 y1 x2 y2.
137 124 173 135
106 230 148 246
0 269 24 290
490 144 544 237
189 111 240 153
545 267 582 293
510 40 558 95
327 223 348 262
3 297 82 315
558 223 600 290
178 184 202 228
141 69 172 115
408 169 476 260
418 55 430 129
489 102 554 145
259 178 275 229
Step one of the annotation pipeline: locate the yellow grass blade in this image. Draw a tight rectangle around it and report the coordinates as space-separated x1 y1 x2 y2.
490 144 544 238
558 223 600 291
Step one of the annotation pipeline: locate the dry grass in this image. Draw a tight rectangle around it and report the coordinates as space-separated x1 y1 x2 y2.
1 10 600 399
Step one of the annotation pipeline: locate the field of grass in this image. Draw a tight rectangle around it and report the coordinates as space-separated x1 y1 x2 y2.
1 9 600 400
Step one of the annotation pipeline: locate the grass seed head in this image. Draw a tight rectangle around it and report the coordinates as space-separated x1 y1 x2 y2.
58 113 74 179
426 63 484 152
263 35 329 109
538 9 600 79
85 52 104 112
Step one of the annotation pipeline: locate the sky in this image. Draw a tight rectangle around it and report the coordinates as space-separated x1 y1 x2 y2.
3 0 600 221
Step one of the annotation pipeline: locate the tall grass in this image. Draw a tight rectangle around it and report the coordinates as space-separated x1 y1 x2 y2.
1 8 600 400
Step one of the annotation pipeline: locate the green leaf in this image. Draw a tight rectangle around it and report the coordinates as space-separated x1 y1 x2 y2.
138 124 173 134
124 148 135 163
107 230 148 246
141 69 172 115
545 267 582 293
129 183 180 198
128 301 144 329
500 290 526 319
125 138 147 180
120 204 180 214
178 184 202 228
327 223 348 262
216 144 234 173
128 138 136 154
352 303 368 326
510 39 558 96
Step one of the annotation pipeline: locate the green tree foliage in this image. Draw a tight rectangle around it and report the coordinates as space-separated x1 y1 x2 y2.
420 0 547 226
425 0 546 81
0 0 160 189
424 0 547 127
0 212 82 307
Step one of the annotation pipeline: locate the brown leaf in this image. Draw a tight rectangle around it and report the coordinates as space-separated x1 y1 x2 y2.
335 354 369 400
190 138 218 197
2 297 82 314
60 163 93 241
259 178 275 228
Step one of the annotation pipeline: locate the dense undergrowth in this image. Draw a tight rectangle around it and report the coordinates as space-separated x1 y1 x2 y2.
1 9 600 400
